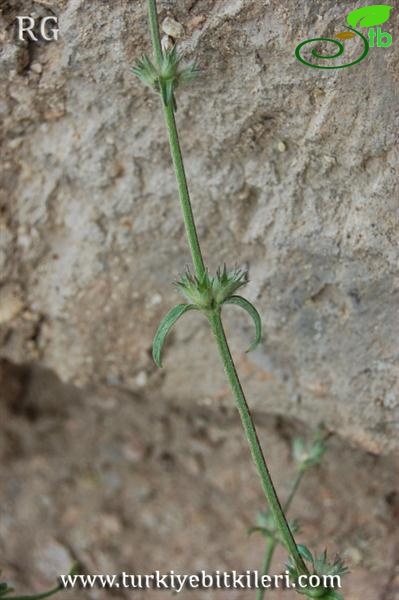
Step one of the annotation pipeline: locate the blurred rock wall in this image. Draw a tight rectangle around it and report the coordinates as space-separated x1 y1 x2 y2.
1 0 398 453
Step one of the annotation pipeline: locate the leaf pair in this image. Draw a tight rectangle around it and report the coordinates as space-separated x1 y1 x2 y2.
175 266 248 309
152 296 262 368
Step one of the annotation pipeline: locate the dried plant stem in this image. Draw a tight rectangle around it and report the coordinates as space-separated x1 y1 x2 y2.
146 0 307 577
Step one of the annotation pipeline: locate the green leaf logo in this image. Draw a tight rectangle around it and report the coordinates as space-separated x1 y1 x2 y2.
347 5 393 28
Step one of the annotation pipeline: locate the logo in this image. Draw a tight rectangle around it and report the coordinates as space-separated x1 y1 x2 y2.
16 16 59 42
295 4 393 69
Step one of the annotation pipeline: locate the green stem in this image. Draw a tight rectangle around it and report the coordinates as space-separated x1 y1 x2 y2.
163 103 206 279
256 469 306 600
256 538 275 600
284 470 304 513
146 0 307 578
147 0 205 279
147 0 163 67
208 310 307 574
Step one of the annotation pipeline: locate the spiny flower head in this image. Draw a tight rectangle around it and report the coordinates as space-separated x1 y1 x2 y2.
132 54 159 89
133 46 199 108
287 546 348 598
212 265 248 304
175 265 248 310
312 551 349 579
176 270 214 309
159 46 198 84
292 429 327 472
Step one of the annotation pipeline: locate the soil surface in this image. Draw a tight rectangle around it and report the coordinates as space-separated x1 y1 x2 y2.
1 359 399 599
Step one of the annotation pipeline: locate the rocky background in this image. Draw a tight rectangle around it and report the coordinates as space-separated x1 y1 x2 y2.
0 0 398 598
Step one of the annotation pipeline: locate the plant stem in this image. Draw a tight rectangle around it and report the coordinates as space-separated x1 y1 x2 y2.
145 0 307 578
256 469 306 600
208 310 308 573
284 470 304 513
147 0 163 67
256 538 275 600
147 0 206 279
163 103 206 279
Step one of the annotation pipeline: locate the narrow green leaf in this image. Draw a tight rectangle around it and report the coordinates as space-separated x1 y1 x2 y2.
222 295 262 352
153 303 197 368
347 5 393 28
297 544 314 564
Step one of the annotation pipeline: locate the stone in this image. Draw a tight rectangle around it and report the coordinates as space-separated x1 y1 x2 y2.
0 284 24 324
0 1 398 455
31 62 43 74
161 16 184 39
34 538 73 582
